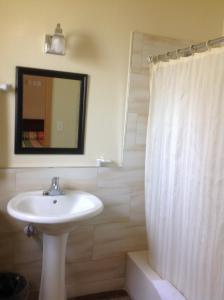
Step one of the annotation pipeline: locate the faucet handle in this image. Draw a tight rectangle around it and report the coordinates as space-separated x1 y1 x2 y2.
43 176 64 196
51 176 59 188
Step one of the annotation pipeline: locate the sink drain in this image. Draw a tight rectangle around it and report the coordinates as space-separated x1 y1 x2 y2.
53 200 57 204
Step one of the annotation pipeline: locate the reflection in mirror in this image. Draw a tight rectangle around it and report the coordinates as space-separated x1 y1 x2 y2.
15 67 88 154
22 75 80 148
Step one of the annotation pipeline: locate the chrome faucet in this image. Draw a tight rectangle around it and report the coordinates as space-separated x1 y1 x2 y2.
43 177 64 196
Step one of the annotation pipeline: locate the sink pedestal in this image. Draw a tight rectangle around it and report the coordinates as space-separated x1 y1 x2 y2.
39 233 69 300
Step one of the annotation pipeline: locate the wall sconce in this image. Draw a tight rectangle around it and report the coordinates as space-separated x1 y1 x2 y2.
44 23 65 55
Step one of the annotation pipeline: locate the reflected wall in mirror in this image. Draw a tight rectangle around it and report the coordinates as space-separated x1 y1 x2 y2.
15 67 88 154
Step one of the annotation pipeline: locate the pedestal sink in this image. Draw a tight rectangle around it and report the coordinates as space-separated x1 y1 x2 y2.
7 190 103 300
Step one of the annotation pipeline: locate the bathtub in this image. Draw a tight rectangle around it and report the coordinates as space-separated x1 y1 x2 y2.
125 251 186 300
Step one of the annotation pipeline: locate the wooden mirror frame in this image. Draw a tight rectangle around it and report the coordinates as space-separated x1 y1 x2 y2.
15 66 88 154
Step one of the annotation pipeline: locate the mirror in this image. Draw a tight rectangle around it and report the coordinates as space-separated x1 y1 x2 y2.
15 67 88 154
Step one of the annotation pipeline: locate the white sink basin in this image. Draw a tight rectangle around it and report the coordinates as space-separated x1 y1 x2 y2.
7 190 103 225
7 189 103 300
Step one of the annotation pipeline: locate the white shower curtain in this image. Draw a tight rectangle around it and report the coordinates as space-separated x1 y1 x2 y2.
145 47 224 300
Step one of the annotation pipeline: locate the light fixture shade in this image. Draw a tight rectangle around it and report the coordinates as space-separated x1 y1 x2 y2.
45 24 65 55
51 34 65 55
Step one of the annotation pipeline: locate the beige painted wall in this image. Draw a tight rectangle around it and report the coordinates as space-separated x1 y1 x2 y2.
0 0 223 167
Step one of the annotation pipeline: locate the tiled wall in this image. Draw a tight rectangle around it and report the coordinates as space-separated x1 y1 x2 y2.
0 167 148 298
0 33 151 299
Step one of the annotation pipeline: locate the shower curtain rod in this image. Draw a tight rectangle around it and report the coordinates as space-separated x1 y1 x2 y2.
147 36 224 64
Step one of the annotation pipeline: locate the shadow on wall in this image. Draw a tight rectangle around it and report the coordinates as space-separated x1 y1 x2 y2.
66 31 102 63
0 91 9 167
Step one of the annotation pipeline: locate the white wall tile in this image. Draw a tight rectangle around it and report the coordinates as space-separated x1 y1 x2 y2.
97 167 144 188
92 187 130 206
67 277 125 298
123 150 145 169
0 192 16 213
15 167 97 192
129 73 150 99
67 225 94 263
136 115 148 145
81 203 130 225
132 32 144 52
130 185 146 225
66 256 125 285
12 232 42 264
0 233 13 265
0 169 16 195
0 209 23 234
93 223 147 259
